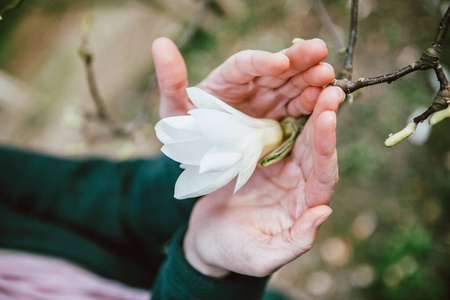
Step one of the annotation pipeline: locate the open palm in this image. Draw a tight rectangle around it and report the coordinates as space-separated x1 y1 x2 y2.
183 87 343 277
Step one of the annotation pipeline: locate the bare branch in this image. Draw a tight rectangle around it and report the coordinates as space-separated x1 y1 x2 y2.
432 4 450 52
177 0 212 51
333 62 423 94
334 4 450 97
76 0 213 137
312 0 345 52
340 0 359 80
127 0 212 132
435 63 449 88
78 14 128 136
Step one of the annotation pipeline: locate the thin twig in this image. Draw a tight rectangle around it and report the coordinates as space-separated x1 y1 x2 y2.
127 0 212 132
329 3 449 146
79 48 110 121
78 14 128 136
435 63 449 88
340 0 359 80
312 0 345 52
334 62 424 94
124 74 158 132
78 0 213 136
430 5 450 88
432 5 450 51
334 4 450 96
389 6 450 143
177 0 212 51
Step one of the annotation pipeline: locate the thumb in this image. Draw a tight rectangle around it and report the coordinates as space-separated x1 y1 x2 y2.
288 205 333 255
152 37 193 118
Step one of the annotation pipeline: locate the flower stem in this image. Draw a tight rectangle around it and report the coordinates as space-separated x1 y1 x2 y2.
258 115 309 167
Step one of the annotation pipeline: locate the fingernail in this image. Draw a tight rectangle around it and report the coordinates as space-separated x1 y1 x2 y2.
320 62 334 72
312 38 327 46
274 52 289 62
313 210 333 229
335 87 345 102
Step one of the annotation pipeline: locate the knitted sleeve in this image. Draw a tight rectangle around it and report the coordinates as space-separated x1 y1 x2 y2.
151 225 269 300
0 146 194 286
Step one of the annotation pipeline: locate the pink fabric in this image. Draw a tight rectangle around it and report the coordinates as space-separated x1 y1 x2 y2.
0 250 151 300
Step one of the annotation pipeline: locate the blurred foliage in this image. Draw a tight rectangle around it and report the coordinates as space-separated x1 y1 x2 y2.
0 0 449 299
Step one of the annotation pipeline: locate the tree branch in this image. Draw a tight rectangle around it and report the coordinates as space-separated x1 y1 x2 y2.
333 62 423 94
412 5 450 124
432 5 450 52
312 0 345 52
328 3 450 147
78 14 128 136
177 0 211 51
340 0 359 80
77 0 213 136
126 0 212 132
334 4 450 96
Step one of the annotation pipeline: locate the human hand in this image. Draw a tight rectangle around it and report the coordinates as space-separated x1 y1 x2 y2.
183 86 345 277
152 37 335 119
152 36 343 277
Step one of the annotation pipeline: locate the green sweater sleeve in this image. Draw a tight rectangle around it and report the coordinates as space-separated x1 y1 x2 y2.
0 146 195 244
151 225 269 300
0 146 195 286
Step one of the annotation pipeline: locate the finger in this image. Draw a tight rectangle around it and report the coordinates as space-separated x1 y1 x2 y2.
286 86 323 116
152 37 192 118
254 45 289 88
305 110 339 207
290 205 333 252
292 86 344 162
254 39 329 88
291 87 344 207
272 62 335 109
282 63 335 94
311 86 345 120
216 50 290 85
314 110 338 157
272 205 332 256
257 63 335 119
280 39 329 79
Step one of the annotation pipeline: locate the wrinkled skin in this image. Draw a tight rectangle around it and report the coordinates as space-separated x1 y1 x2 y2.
152 37 344 277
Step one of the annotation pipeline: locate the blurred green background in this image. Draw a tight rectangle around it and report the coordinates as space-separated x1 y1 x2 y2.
0 0 449 299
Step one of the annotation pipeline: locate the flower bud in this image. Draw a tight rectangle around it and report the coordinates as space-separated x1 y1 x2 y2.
384 122 417 147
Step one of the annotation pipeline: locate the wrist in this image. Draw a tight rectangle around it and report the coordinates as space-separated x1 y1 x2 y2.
183 230 230 278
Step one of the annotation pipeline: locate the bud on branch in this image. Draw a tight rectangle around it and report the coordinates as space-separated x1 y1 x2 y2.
330 1 450 147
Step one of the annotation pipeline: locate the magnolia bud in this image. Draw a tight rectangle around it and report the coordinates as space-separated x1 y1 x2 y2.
429 105 450 125
292 38 305 44
384 122 417 147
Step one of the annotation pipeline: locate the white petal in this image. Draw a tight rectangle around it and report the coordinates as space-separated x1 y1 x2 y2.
187 87 253 120
234 161 258 193
154 120 172 144
162 115 198 131
234 143 262 193
189 109 255 151
174 164 240 199
199 151 243 174
161 137 212 165
155 116 200 144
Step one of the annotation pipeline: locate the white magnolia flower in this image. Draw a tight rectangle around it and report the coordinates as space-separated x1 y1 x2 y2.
155 87 283 199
